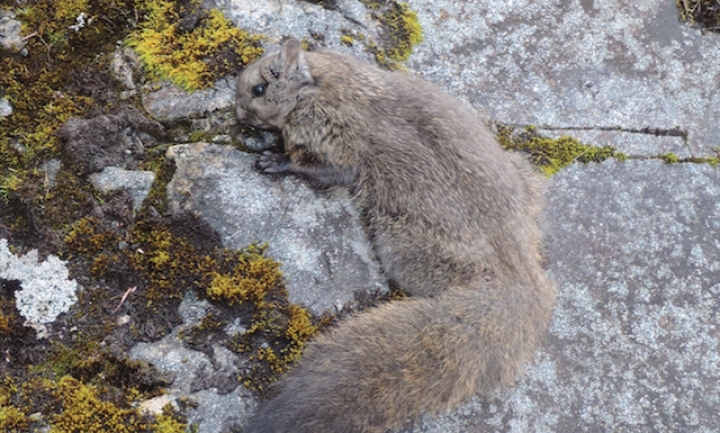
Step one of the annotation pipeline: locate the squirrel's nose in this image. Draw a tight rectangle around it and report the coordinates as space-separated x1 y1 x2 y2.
236 105 246 122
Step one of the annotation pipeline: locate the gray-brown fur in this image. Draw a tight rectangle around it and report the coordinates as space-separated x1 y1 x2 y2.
236 38 556 433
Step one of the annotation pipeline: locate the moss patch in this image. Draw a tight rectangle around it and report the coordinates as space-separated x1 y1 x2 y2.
660 152 720 166
0 0 147 251
361 1 423 68
0 374 185 433
63 197 319 393
496 125 628 176
676 0 720 33
126 0 264 91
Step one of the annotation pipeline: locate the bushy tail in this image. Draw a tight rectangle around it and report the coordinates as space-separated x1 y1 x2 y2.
244 278 555 433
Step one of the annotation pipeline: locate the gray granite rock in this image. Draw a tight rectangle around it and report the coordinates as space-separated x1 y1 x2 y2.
165 142 388 315
89 167 155 210
206 0 380 61
0 97 12 118
142 76 237 123
0 11 26 52
405 0 720 157
129 292 256 433
409 159 720 433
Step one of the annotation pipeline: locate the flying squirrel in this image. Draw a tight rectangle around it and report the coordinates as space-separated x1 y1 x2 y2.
235 38 556 433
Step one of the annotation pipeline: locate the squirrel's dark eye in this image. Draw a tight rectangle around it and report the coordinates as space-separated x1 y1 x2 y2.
252 84 267 97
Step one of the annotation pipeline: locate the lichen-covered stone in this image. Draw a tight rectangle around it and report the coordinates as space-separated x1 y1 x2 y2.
0 238 78 327
165 143 388 315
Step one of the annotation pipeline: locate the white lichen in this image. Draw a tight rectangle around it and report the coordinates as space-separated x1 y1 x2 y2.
69 12 87 32
0 238 78 329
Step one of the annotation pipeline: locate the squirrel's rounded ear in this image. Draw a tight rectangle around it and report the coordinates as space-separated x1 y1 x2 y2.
263 44 281 58
279 38 312 84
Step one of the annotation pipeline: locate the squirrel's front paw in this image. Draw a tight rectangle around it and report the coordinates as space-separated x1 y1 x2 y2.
257 151 291 174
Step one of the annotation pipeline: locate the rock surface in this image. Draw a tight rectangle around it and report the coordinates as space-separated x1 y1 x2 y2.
404 0 720 157
129 291 256 433
165 142 388 315
142 77 238 123
0 11 26 52
204 0 380 61
89 167 155 211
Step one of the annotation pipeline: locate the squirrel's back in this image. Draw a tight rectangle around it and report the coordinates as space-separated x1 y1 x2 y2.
236 39 555 433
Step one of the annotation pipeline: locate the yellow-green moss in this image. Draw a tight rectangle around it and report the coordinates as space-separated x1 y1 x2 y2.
3 0 320 413
53 0 89 22
179 313 227 347
497 125 627 176
0 291 28 344
282 304 317 359
0 404 28 432
195 244 318 390
362 1 423 68
130 222 206 300
62 207 318 391
1 0 142 239
50 376 145 433
64 216 121 257
151 406 188 433
0 379 28 431
340 34 355 46
206 247 283 308
232 300 318 392
126 1 264 91
660 152 720 166
661 152 680 164
0 374 185 433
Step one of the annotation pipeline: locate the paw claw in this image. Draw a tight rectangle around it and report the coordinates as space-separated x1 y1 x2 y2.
257 152 291 174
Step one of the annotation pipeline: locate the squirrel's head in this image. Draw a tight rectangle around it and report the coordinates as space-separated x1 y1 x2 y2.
236 38 313 130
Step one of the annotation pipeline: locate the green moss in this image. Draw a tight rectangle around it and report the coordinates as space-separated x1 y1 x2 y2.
206 246 283 308
0 0 151 246
0 404 28 432
126 1 264 92
0 378 28 431
676 0 720 33
340 34 355 46
661 152 680 164
179 313 226 345
0 370 184 433
361 1 423 68
151 406 188 433
497 125 627 176
49 376 144 433
233 305 318 392
660 152 720 166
